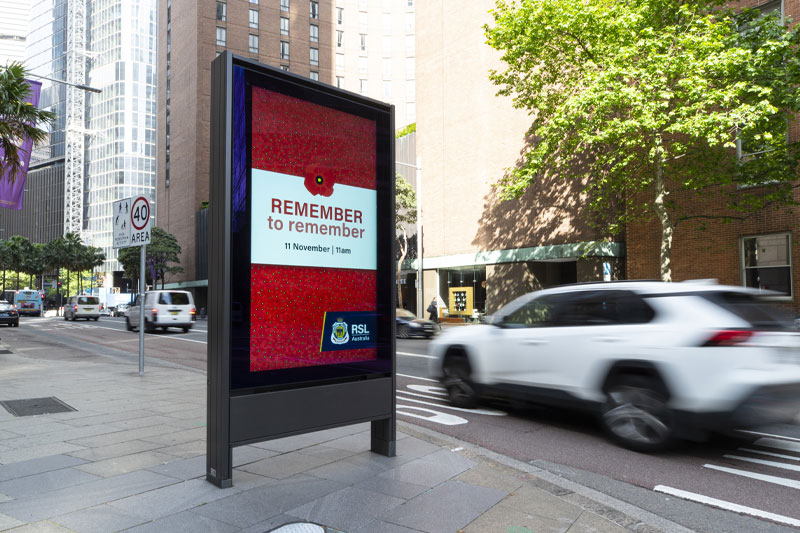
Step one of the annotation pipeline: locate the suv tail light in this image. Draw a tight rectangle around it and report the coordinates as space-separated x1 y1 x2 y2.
702 330 754 347
190 308 196 321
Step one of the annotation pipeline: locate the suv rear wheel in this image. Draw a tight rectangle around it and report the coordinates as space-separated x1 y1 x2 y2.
442 354 478 408
601 375 674 452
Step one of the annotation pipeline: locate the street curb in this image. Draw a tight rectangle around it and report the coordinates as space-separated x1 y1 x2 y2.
398 421 695 533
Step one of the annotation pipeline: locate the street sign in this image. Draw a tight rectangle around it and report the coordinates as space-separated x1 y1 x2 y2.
113 196 151 248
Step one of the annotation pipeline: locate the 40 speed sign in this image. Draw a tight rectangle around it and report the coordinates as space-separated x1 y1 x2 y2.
113 196 152 248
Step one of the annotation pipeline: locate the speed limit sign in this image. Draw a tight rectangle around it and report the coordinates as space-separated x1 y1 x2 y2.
113 196 151 248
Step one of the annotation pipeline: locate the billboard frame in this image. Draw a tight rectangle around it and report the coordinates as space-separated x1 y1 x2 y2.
207 52 396 488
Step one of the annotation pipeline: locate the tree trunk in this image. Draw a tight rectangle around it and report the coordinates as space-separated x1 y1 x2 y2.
653 138 673 282
397 227 408 310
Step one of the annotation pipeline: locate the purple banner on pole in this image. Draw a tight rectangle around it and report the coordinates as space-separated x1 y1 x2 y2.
0 79 43 211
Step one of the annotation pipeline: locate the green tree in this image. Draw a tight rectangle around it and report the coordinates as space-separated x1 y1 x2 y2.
117 227 183 290
486 0 800 281
5 235 32 289
395 174 417 309
0 239 9 292
24 242 46 289
0 62 56 182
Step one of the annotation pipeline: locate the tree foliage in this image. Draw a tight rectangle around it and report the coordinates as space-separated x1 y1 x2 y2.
117 226 183 290
395 173 417 309
0 62 56 182
486 0 800 280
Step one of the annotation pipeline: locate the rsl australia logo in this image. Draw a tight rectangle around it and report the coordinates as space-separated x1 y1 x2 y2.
330 318 350 345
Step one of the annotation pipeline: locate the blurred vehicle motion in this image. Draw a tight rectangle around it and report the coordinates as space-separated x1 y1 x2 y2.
429 281 800 451
396 308 437 338
111 304 129 317
0 301 19 327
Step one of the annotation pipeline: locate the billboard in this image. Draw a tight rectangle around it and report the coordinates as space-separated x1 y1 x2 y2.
0 79 42 210
208 54 396 488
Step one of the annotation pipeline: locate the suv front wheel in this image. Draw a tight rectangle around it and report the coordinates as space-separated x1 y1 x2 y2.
601 375 674 452
442 354 478 409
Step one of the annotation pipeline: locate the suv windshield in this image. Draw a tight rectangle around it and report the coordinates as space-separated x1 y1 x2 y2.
700 291 792 330
78 297 99 305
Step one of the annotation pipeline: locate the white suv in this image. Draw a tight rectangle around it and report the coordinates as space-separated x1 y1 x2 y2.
64 296 101 321
126 290 196 333
429 281 800 451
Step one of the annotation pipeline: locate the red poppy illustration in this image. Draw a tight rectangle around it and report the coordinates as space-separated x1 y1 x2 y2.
304 165 336 197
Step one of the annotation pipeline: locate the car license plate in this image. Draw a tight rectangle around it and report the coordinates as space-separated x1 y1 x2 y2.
84 307 94 311
170 310 179 315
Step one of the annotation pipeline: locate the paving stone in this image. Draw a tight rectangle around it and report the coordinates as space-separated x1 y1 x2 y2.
0 455 88 483
305 456 393 485
251 432 343 454
566 511 632 533
140 427 206 446
379 480 506 533
0 512 24 531
194 475 344 529
394 437 441 459
158 440 206 458
354 475 429 500
0 470 177 522
378 451 475 488
0 443 87 465
3 519 74 532
499 485 583 522
233 445 280 467
52 504 146 533
74 451 176 477
287 486 404 531
66 424 184 448
238 451 336 480
0 467 101 498
101 415 183 430
0 430 20 441
463 504 574 533
107 478 238 520
454 461 525 494
123 510 239 533
295 445 358 463
67 439 164 462
147 455 206 480
319 433 372 453
351 520 421 533
236 513 300 533
230 470 274 491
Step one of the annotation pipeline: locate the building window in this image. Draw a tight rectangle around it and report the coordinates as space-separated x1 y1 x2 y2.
742 233 791 296
360 33 367 52
310 47 319 66
406 80 415 101
337 7 343 25
382 13 391 33
336 30 343 48
216 27 226 46
310 23 318 43
250 0 258 3
216 1 226 21
405 34 415 56
336 76 343 88
383 80 391 98
359 79 368 94
382 36 392 56
358 57 368 75
280 41 290 60
281 16 289 35
405 12 414 33
406 57 415 79
310 71 319 81
336 53 344 71
310 0 319 19
382 58 392 78
359 12 368 30
280 64 289 71
280 0 289 11
249 34 259 53
359 0 368 10
408 0 413 6
249 9 259 29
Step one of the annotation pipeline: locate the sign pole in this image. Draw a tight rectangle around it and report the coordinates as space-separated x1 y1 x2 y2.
138 243 146 375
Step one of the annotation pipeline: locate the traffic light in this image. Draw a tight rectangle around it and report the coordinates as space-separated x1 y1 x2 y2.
57 281 62 287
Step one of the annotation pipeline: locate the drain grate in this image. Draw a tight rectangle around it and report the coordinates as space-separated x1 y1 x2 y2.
0 397 77 417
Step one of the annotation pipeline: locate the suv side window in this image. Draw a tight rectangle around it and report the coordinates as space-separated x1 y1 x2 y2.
159 293 170 305
553 290 654 327
503 296 556 328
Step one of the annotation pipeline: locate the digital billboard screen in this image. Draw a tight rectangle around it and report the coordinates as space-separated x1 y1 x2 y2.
229 65 394 390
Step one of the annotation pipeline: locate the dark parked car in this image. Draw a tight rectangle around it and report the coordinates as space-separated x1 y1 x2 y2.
0 301 19 327
396 308 436 338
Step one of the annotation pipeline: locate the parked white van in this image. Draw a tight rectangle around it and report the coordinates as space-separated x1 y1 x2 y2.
64 295 101 321
126 290 196 333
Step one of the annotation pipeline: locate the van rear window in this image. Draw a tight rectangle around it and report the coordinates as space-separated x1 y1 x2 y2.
158 292 190 305
78 297 99 305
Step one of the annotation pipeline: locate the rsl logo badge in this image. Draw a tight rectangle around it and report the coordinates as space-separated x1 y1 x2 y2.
330 318 349 345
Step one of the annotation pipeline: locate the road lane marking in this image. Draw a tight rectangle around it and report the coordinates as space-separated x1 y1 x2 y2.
397 373 438 382
723 455 800 473
738 430 800 443
395 394 506 416
397 351 435 359
703 464 800 489
61 324 210 344
654 485 800 528
739 448 800 462
407 384 447 396
753 438 800 453
395 405 467 425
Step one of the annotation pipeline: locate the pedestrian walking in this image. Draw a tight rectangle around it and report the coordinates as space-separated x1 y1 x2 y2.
427 298 438 323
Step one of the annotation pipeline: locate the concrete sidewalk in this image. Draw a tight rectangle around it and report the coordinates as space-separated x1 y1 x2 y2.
0 341 678 533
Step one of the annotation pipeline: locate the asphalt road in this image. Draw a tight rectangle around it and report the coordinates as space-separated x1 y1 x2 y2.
4 316 800 532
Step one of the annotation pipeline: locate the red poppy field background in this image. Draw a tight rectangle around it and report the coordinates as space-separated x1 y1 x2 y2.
249 86 378 372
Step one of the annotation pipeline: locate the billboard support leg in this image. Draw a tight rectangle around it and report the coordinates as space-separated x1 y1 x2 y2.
370 417 396 457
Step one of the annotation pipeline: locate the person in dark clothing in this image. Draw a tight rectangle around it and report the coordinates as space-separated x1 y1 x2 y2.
427 298 438 323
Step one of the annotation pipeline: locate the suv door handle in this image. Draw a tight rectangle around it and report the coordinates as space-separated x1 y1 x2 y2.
595 336 623 343
522 339 547 345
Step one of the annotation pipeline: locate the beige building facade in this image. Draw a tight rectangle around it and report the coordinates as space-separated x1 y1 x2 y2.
416 1 623 318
